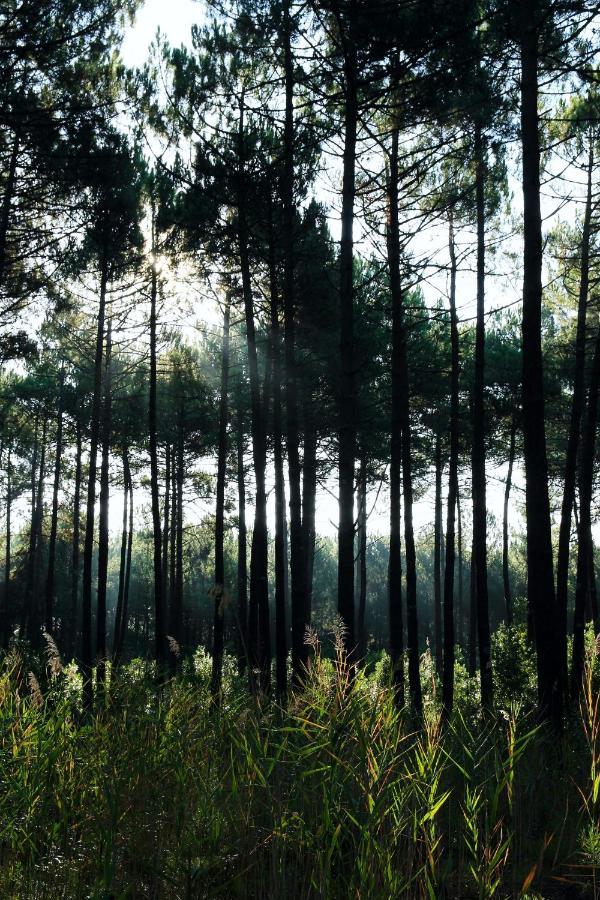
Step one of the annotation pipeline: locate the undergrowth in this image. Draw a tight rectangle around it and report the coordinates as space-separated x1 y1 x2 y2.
0 627 598 899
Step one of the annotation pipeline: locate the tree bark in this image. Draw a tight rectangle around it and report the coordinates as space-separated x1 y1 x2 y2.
112 449 129 666
520 0 563 725
556 137 593 691
149 237 165 669
26 417 47 647
302 399 317 627
44 367 64 634
69 418 82 659
211 300 230 700
442 216 459 717
81 253 108 706
386 123 421 714
356 456 367 662
236 404 248 674
3 443 11 647
473 121 493 710
236 95 271 690
96 319 112 695
502 413 516 625
433 432 443 677
572 320 600 693
337 5 358 664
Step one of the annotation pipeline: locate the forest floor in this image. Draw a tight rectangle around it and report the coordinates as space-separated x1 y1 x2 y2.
0 638 599 899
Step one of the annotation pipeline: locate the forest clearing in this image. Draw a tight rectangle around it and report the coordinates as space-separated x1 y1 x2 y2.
1 0 600 896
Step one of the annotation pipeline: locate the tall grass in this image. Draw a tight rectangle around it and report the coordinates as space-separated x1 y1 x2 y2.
0 631 597 898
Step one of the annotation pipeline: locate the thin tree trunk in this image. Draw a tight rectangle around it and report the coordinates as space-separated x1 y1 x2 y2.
387 122 421 715
572 320 600 693
457 487 463 646
149 231 165 669
302 399 317 627
169 411 184 655
282 4 308 684
112 450 129 665
473 121 493 710
3 443 11 647
0 130 19 289
468 543 477 677
115 450 133 664
162 444 171 614
96 319 112 696
266 223 287 697
356 456 367 662
236 405 248 674
520 0 563 725
81 254 108 707
237 96 271 690
434 433 443 677
26 417 47 647
503 413 516 625
69 419 82 659
443 216 459 717
211 300 230 700
557 137 593 692
44 367 64 634
337 6 358 664
169 437 177 650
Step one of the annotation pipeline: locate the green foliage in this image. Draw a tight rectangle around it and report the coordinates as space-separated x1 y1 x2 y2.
0 642 598 898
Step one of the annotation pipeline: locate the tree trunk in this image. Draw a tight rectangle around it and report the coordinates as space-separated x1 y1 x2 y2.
170 411 184 655
149 237 165 669
0 130 19 289
473 121 493 710
302 399 317 627
81 254 108 706
211 300 230 700
443 216 459 717
162 444 171 615
457 487 463 647
356 456 367 662
337 9 358 664
69 419 82 659
266 223 288 697
26 417 47 647
96 319 112 696
502 413 516 625
3 443 11 647
237 96 271 690
112 449 129 666
44 367 64 634
557 137 593 692
386 123 421 715
433 433 443 677
520 0 563 725
572 320 600 693
115 450 133 664
236 404 248 674
468 543 477 677
282 5 308 684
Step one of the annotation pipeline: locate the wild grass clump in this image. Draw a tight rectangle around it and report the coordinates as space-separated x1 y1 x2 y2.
0 633 598 898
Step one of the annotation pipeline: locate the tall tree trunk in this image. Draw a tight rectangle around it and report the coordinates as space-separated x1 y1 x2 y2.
468 544 477 677
443 216 459 717
572 320 600 692
266 224 288 697
81 254 108 706
502 413 516 625
3 443 11 647
162 444 171 615
337 8 358 664
387 123 421 714
44 367 64 634
112 449 129 665
302 399 317 627
433 433 443 677
237 96 271 690
236 405 248 674
473 121 493 710
115 450 133 665
96 319 112 696
26 417 47 647
0 130 19 289
457 487 463 646
149 236 165 669
520 0 563 725
557 138 593 692
211 300 230 700
69 419 82 659
169 411 184 656
282 5 308 684
23 419 39 636
356 456 368 662
169 437 177 651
